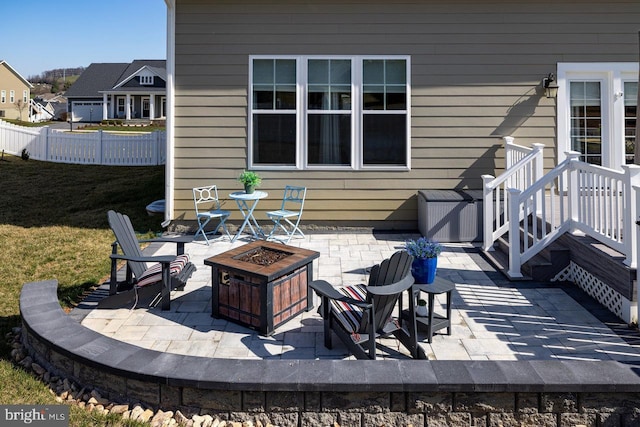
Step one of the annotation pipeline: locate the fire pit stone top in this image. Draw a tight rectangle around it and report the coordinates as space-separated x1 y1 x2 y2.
204 240 320 281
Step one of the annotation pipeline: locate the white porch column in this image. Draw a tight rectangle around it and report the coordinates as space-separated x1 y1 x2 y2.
102 93 108 120
149 94 155 119
126 94 132 120
109 95 114 119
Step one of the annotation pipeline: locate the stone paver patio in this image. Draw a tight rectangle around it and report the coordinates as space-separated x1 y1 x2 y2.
74 232 640 362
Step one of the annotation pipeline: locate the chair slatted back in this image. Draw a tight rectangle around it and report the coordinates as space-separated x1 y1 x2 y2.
281 185 306 212
193 185 222 215
368 251 412 287
360 251 413 334
108 210 148 279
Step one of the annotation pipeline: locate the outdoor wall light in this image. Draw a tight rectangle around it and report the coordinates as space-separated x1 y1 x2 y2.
542 73 559 98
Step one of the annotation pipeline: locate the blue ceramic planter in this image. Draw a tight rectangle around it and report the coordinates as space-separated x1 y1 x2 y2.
411 257 437 284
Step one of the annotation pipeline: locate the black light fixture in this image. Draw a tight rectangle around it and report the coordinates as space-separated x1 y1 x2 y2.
542 73 559 98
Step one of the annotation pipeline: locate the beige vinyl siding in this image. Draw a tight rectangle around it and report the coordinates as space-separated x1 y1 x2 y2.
173 0 640 229
0 63 30 121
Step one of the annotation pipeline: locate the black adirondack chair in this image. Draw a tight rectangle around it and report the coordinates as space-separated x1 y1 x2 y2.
310 250 426 360
107 210 196 310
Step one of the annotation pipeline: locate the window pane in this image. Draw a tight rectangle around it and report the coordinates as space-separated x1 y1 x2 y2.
570 81 602 164
363 114 406 165
363 60 384 84
307 114 351 165
308 60 328 84
275 60 296 84
253 114 296 165
253 60 274 84
275 85 296 109
253 59 296 110
624 81 638 164
308 59 352 111
330 60 351 84
308 85 329 110
385 60 406 85
386 86 406 110
253 85 274 109
363 86 384 110
363 59 407 111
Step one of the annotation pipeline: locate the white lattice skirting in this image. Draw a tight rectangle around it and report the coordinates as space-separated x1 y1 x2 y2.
552 262 635 324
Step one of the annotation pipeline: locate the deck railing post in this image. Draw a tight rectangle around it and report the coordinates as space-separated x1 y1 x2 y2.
622 165 640 267
532 143 545 215
503 136 515 168
566 151 581 233
507 187 524 278
482 174 495 251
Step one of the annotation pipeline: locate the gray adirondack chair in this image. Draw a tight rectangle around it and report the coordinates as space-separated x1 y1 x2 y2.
108 210 196 310
309 250 426 360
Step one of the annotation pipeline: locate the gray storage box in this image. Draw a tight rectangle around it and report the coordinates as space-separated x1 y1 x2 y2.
417 190 483 243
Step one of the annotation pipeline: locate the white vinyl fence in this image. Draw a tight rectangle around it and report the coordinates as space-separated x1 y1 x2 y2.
0 120 166 165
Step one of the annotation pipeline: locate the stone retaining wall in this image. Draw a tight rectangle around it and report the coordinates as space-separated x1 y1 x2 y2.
20 280 640 426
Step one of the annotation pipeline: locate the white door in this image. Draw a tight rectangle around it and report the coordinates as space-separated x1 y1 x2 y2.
558 63 638 170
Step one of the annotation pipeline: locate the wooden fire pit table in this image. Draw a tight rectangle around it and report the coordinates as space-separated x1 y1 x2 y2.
204 240 320 336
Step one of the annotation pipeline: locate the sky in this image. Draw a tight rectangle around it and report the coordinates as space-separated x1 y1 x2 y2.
0 0 167 78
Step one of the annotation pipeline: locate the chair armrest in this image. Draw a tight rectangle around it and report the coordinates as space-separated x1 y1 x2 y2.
110 253 176 264
309 280 372 309
138 235 193 255
139 235 193 244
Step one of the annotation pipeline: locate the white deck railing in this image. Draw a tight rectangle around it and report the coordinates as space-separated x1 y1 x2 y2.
484 139 640 278
0 120 166 165
482 136 545 251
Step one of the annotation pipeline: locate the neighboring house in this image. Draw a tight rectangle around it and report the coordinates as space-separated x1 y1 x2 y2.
29 99 55 122
35 94 68 121
0 60 33 121
65 60 166 123
163 0 640 230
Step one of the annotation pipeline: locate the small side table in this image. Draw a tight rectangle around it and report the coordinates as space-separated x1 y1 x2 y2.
413 276 455 343
229 191 268 242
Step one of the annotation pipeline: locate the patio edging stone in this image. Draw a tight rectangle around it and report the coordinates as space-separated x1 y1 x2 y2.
20 279 640 425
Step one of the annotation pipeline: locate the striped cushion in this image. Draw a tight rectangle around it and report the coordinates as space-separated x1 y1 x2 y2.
330 284 368 334
136 254 190 288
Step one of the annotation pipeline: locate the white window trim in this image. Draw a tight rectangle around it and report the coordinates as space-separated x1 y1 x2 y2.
140 75 154 85
9 90 14 103
1 90 5 103
557 62 638 170
248 55 411 171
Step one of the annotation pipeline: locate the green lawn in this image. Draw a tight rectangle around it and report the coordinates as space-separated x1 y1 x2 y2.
0 154 165 426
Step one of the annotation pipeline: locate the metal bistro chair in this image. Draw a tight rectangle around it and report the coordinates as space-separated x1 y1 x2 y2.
265 185 306 244
192 185 232 245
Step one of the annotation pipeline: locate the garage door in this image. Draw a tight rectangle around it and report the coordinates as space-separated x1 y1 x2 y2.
71 102 103 122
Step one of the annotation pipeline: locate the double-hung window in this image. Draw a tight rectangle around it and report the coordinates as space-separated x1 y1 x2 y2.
249 55 410 170
9 90 14 103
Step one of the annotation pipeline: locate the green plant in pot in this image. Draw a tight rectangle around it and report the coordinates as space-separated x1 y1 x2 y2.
405 237 442 284
238 170 262 194
416 298 428 317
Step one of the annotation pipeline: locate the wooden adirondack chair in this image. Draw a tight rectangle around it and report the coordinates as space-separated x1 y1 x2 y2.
309 250 426 360
107 210 196 310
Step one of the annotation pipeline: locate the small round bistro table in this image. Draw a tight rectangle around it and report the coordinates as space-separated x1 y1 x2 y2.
229 191 268 242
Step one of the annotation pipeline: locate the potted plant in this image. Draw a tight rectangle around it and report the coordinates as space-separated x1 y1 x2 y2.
404 237 442 284
238 170 262 194
416 298 429 317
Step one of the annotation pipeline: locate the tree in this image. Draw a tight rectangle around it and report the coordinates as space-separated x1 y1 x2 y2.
13 99 27 121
